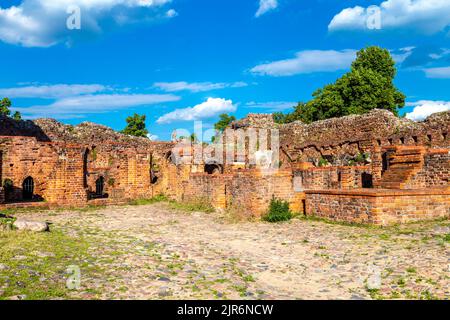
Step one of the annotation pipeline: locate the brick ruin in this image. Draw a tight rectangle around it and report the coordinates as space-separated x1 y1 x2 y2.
0 109 449 225
0 115 173 208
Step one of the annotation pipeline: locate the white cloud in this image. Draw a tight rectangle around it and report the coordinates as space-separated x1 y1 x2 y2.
245 101 296 112
166 9 178 18
329 0 450 34
251 49 357 77
405 100 450 121
424 66 450 78
0 84 108 98
255 0 278 17
157 97 236 124
14 93 180 119
0 0 173 47
391 47 415 63
153 81 248 92
147 133 159 141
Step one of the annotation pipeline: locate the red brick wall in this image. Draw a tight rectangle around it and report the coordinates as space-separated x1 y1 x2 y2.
405 150 450 189
294 166 373 190
305 189 450 226
182 170 300 217
0 135 172 207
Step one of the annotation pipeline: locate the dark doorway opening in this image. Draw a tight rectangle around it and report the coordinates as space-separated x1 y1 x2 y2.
205 164 222 175
22 177 34 200
95 177 104 197
362 173 373 189
382 152 389 173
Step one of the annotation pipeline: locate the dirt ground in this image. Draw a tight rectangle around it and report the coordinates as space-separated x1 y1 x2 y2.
1 203 449 300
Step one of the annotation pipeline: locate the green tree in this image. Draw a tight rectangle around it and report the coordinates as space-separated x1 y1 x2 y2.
274 46 405 124
13 111 22 121
121 113 149 138
214 113 236 132
0 98 12 116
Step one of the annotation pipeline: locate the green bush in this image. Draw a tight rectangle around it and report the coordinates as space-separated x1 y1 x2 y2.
318 158 329 167
2 179 13 190
263 197 292 223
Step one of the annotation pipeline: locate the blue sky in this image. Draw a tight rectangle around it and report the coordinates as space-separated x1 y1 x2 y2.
1 0 450 140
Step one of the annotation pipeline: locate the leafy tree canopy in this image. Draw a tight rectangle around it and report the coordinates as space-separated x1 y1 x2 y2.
274 46 405 124
0 98 12 116
1 97 22 120
121 113 149 138
13 111 22 121
214 113 236 132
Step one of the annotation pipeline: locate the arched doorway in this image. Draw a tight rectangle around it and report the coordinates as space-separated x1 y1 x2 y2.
95 176 104 197
22 177 34 200
205 163 223 175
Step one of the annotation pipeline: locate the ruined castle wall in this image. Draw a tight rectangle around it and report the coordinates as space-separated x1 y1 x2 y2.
182 170 300 217
405 150 450 189
0 136 87 204
305 189 450 226
280 110 449 164
294 166 373 190
0 116 174 206
182 174 231 209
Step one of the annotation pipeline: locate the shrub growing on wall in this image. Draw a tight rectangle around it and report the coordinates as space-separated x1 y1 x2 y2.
263 197 292 223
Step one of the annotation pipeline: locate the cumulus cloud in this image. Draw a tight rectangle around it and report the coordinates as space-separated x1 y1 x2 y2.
251 49 357 77
405 100 450 121
14 93 180 119
329 0 450 34
245 101 296 112
255 0 278 17
157 97 236 124
0 0 174 47
153 81 248 92
424 66 450 78
0 84 108 98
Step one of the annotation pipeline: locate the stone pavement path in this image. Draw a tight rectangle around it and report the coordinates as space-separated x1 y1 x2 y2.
13 204 450 300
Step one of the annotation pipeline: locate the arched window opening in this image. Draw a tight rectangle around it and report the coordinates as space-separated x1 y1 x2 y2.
205 163 222 175
150 154 159 185
95 177 104 197
22 177 34 200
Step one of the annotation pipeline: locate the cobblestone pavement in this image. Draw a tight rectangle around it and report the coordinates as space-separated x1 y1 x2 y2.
13 204 450 300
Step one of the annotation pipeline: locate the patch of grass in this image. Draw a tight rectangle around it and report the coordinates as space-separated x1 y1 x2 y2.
128 195 168 206
379 234 391 240
443 234 450 243
397 277 406 287
262 197 292 223
242 275 255 283
0 216 16 231
406 267 417 274
420 290 439 300
299 214 378 229
0 229 91 300
169 198 215 213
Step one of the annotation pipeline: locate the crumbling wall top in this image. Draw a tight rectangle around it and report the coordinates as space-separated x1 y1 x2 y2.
231 113 276 129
